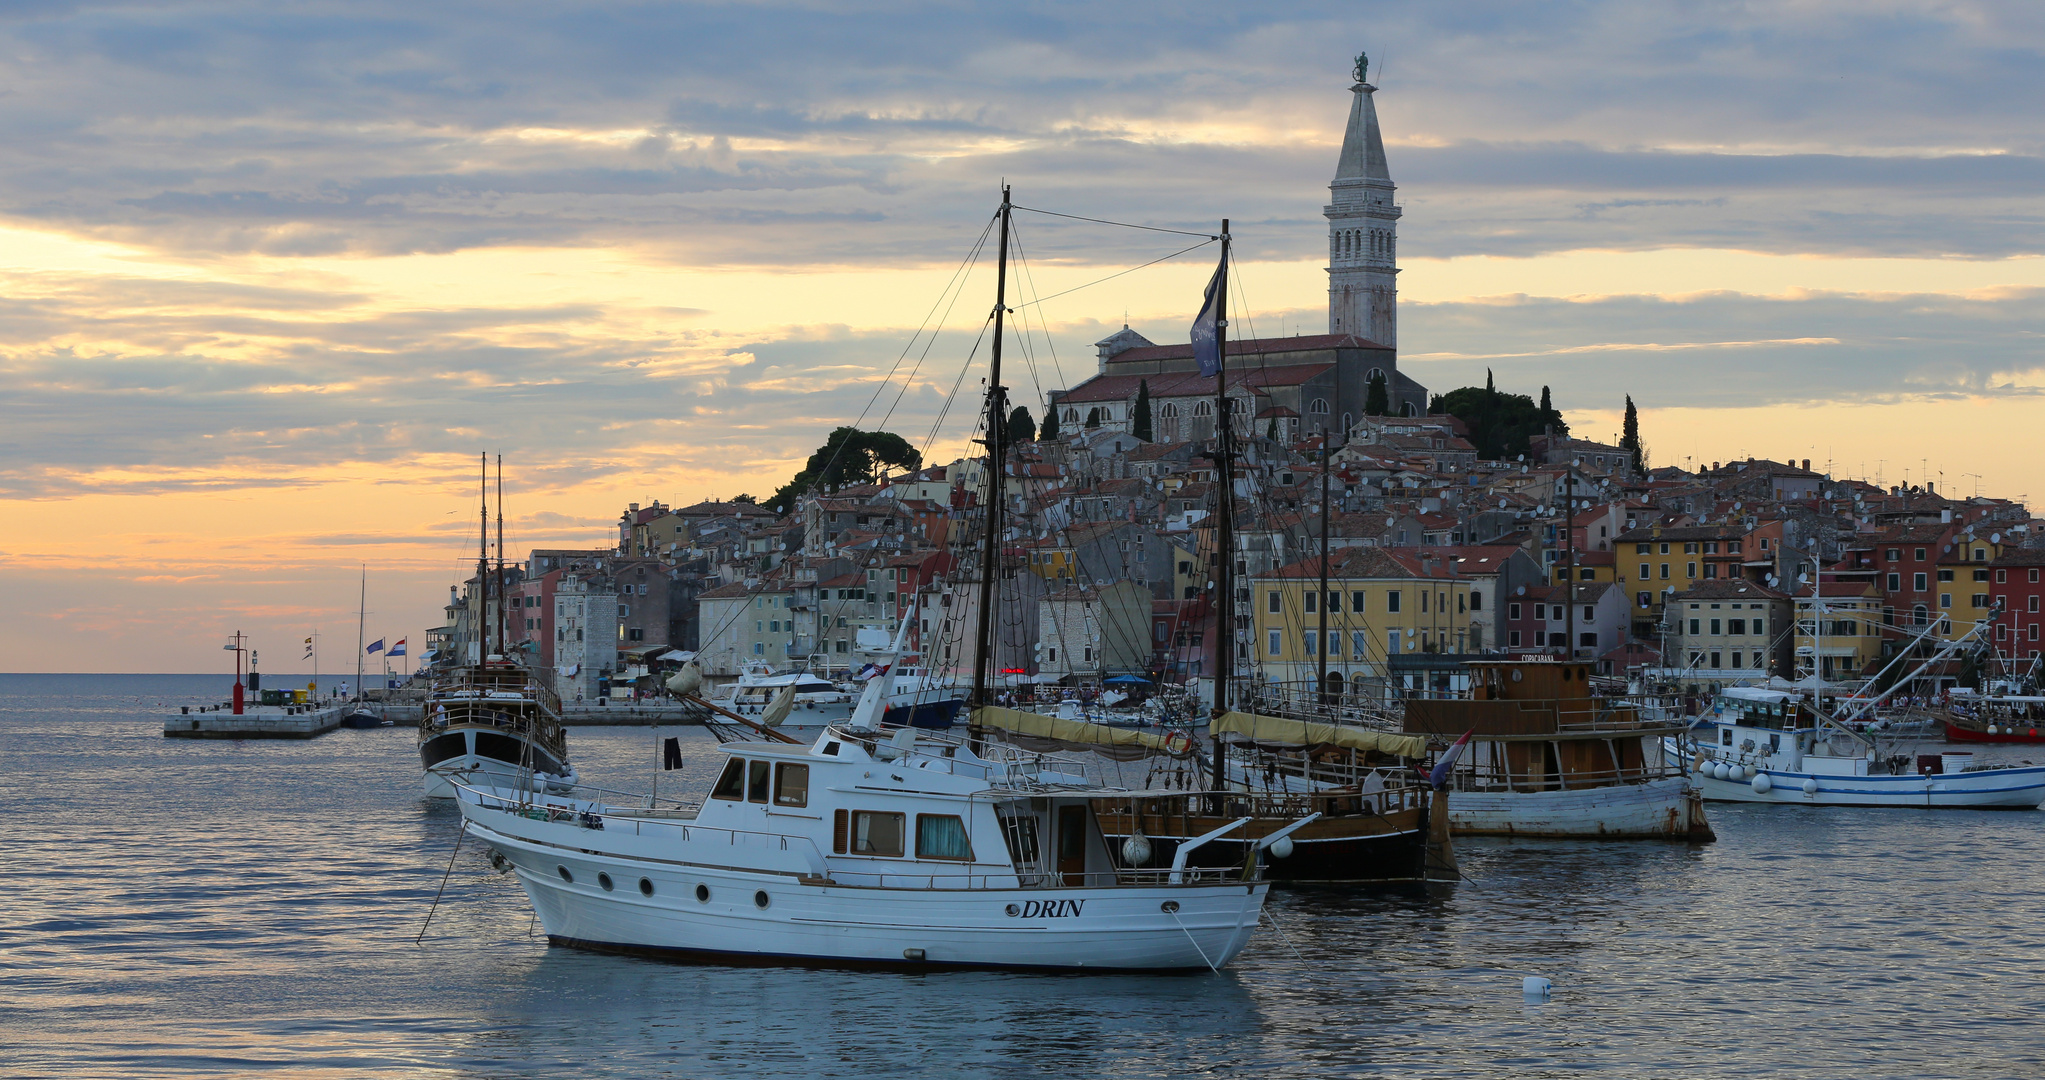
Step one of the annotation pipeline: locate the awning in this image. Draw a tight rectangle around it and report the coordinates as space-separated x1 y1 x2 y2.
657 649 696 662
971 706 1194 758
1103 675 1153 685
1211 711 1428 758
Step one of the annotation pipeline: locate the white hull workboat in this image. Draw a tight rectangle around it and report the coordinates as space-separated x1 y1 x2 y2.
457 721 1289 971
1677 688 2045 810
1448 775 1706 837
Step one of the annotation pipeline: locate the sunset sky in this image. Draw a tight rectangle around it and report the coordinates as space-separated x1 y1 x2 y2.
4 2 2043 674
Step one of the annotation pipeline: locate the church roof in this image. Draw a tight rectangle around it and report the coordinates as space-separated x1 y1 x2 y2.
1335 84 1391 182
1109 332 1388 366
1056 363 1334 404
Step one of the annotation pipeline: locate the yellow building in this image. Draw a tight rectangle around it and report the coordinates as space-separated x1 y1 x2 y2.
1795 582 1885 682
1248 547 1482 697
1935 531 2006 641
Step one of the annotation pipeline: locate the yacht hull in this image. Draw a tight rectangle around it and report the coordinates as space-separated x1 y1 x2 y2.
1449 776 1713 840
462 805 1265 972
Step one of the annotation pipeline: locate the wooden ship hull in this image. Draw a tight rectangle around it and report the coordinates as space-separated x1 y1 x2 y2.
1094 789 1454 887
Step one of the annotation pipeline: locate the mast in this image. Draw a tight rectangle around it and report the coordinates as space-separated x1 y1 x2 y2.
1563 472 1576 661
496 453 506 663
355 565 366 699
1318 420 1332 708
478 451 490 666
1209 219 1233 794
970 184 1012 707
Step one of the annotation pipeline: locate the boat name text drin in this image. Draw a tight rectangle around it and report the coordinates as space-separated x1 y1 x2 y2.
1005 899 1085 918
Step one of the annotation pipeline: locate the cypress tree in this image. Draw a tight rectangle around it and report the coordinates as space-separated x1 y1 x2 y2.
1085 407 1101 429
1620 395 1643 472
1133 380 1154 441
1486 368 1496 395
1039 402 1061 441
1006 405 1035 446
1365 371 1390 416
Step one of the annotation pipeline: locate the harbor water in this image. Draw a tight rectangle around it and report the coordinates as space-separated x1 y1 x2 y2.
5 673 2045 1079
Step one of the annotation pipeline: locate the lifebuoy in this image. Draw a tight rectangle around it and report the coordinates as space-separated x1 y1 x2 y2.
1164 731 1195 756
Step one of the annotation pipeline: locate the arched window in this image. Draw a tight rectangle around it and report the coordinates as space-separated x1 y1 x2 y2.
1064 408 1079 423
1193 401 1212 417
1159 403 1180 441
1913 604 1928 626
1341 412 1354 431
1401 401 1417 417
1230 397 1248 415
1309 398 1329 415
1367 367 1386 384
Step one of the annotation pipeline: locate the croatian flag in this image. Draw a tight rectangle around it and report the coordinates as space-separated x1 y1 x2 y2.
856 662 891 681
1426 728 1477 790
366 639 385 654
388 639 407 657
1189 252 1227 378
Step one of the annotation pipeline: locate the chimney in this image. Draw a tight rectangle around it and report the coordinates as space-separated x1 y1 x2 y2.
629 503 640 513
1802 459 1811 471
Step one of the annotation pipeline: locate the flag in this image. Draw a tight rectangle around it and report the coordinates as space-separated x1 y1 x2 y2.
366 639 385 654
1427 728 1477 790
855 662 891 681
388 639 407 657
1189 252 1227 378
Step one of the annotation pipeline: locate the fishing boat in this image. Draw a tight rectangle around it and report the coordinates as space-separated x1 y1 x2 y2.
1939 688 2045 744
1679 686 2045 809
419 455 578 798
455 658 1296 971
1403 659 1713 840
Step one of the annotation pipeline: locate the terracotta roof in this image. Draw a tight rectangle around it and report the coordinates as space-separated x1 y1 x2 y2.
1109 333 1389 363
1055 364 1334 405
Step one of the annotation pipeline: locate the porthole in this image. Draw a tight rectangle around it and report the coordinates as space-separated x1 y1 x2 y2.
557 865 574 884
695 883 710 903
639 878 655 897
754 890 771 909
597 872 614 892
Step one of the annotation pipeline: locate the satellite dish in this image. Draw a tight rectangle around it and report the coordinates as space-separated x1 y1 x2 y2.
1993 533 2002 544
1516 585 1527 596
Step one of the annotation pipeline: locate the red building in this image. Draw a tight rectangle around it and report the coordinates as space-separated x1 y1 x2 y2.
1989 550 2045 669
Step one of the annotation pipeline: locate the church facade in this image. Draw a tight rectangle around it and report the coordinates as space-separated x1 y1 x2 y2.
1049 56 1425 440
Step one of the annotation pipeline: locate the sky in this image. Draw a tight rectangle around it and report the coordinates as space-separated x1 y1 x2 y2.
3 1 2043 674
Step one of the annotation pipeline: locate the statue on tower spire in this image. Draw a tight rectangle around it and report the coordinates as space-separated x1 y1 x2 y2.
1353 50 1368 85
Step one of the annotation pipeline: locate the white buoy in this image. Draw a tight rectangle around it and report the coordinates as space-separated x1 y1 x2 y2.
1121 833 1153 866
1751 772 1772 794
1801 778 1818 795
1268 835 1295 860
1523 976 1552 1000
1715 762 1733 781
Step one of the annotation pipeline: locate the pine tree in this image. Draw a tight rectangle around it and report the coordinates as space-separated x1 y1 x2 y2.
1365 371 1390 416
1133 380 1154 441
1620 394 1643 472
1039 402 1061 441
1427 392 1443 414
1006 405 1036 446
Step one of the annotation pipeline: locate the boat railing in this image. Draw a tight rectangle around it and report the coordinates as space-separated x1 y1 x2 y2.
811 866 1252 890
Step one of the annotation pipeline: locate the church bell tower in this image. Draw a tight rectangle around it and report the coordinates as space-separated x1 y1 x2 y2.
1326 52 1400 348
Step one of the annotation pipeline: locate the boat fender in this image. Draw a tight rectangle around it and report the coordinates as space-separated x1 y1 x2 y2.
1121 832 1153 866
1268 836 1295 860
1739 764 1754 781
1801 778 1818 795
1751 772 1772 794
1523 976 1552 1000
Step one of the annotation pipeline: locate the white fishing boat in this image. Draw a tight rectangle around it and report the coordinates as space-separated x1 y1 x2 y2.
456 679 1297 971
1678 687 2045 809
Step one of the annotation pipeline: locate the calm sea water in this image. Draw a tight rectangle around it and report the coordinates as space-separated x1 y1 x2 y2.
4 673 2044 1079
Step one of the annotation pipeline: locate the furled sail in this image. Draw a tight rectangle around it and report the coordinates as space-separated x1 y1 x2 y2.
1211 711 1428 758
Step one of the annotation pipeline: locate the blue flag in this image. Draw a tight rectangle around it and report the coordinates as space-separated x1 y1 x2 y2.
366 639 385 654
1189 253 1227 378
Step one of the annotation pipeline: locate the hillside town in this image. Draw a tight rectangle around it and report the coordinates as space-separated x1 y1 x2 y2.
420 55 2043 710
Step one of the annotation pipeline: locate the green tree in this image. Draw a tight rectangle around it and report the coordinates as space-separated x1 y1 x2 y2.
1085 407 1101 429
1436 381 1569 460
1620 395 1644 472
1039 402 1062 441
1132 380 1154 441
731 493 756 504
1364 371 1390 416
1006 405 1036 446
769 427 923 511
1486 368 1496 395
1266 418 1279 441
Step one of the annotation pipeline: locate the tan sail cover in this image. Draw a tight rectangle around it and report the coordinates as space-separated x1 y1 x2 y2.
971 706 1192 757
1212 711 1428 758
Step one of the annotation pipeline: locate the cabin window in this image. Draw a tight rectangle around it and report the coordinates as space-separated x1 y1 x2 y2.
774 763 810 807
916 815 975 861
1721 728 1734 746
746 760 771 803
851 811 905 857
711 759 747 800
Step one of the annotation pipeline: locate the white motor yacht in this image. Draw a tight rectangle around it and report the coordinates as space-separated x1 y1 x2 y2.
456 720 1293 971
